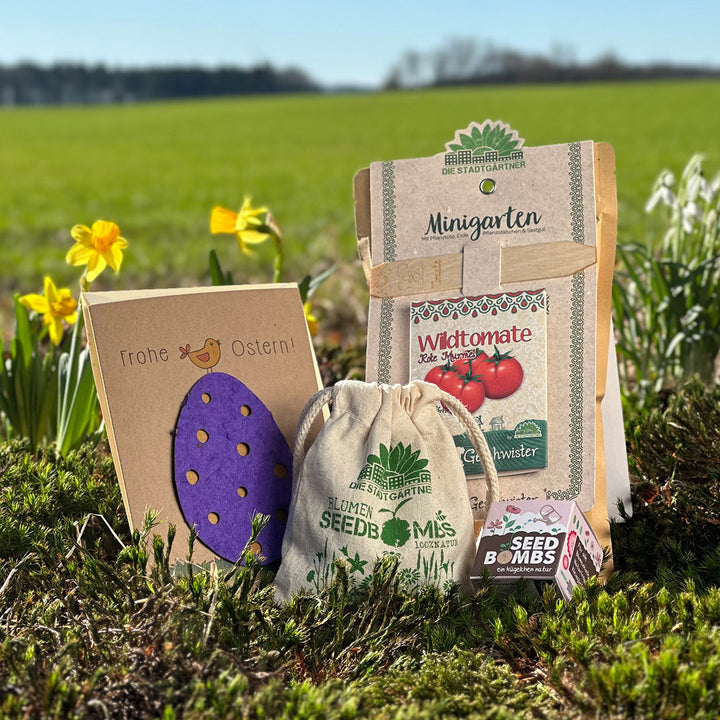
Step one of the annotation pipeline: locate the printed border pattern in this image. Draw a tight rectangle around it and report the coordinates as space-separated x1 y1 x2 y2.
410 290 546 322
547 143 585 501
381 161 397 262
568 142 585 245
377 298 394 383
567 271 585 493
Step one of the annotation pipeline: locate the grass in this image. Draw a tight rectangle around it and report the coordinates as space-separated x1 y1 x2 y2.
2 80 720 308
4 81 720 716
3 377 720 718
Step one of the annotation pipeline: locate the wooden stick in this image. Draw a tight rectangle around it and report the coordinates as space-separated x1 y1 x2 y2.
363 241 597 298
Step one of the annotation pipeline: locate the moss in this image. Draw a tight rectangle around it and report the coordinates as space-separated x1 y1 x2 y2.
612 377 720 587
4 377 720 717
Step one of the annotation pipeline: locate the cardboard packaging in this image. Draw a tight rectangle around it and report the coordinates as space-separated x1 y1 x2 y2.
83 284 323 568
471 499 602 599
354 120 625 565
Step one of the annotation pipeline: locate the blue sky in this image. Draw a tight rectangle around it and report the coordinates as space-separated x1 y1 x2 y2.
2 0 719 88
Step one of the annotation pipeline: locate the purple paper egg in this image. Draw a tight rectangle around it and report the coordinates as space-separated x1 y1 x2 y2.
173 372 292 564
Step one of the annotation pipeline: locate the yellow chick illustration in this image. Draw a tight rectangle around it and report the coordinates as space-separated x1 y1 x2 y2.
180 338 222 372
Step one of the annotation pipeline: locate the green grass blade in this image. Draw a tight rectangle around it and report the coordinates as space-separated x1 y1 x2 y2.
11 296 33 368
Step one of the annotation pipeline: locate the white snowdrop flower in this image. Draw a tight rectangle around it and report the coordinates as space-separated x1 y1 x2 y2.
645 186 677 213
698 176 714 204
645 190 660 213
681 213 693 234
645 192 661 213
661 170 675 187
662 186 677 207
709 176 720 200
682 202 702 233
706 208 718 233
686 173 702 203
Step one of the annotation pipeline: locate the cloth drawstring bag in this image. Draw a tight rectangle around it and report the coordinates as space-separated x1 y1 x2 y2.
274 380 499 601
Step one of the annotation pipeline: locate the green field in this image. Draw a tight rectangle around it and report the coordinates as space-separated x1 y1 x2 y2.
2 80 720 318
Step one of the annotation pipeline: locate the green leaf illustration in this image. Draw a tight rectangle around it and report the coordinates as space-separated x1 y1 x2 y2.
394 497 413 515
379 443 390 468
398 447 419 474
388 443 401 471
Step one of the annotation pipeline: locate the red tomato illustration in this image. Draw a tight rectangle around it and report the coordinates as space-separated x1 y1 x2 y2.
471 350 490 375
452 348 488 376
425 361 486 413
480 346 524 400
456 375 486 413
424 361 457 386
439 370 485 413
438 370 465 398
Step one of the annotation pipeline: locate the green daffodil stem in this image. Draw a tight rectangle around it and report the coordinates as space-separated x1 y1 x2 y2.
271 233 284 283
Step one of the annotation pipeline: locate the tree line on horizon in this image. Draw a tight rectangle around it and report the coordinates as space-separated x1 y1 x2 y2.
0 62 320 105
1 40 718 106
384 39 719 89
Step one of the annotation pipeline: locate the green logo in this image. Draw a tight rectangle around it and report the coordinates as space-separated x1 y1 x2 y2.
514 420 543 439
443 120 525 170
354 442 431 500
379 497 413 547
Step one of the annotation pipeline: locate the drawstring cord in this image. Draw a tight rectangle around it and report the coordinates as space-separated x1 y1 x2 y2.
293 381 500 508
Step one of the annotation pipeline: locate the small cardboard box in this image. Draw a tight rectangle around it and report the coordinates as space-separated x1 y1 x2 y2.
471 499 602 599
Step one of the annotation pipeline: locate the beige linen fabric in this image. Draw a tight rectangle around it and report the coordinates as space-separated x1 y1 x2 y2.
274 380 498 601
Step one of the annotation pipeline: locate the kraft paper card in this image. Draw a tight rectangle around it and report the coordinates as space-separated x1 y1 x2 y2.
354 120 621 557
83 284 323 567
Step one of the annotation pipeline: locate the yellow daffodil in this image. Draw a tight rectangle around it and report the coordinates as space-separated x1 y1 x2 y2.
210 198 273 254
20 276 78 345
66 220 128 282
303 302 318 336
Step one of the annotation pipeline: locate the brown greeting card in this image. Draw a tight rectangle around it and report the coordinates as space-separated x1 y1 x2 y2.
83 284 322 567
354 120 619 555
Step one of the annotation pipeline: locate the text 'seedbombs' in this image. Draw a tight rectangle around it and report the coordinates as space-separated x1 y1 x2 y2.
471 499 602 599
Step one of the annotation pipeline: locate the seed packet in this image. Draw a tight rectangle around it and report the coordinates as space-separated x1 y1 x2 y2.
354 119 621 558
409 290 548 475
